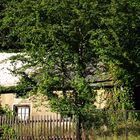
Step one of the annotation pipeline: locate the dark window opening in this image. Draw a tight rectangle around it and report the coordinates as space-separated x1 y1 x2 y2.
13 105 30 120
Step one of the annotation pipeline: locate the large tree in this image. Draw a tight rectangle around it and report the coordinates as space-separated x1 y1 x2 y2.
0 0 140 138
94 0 140 109
0 0 107 112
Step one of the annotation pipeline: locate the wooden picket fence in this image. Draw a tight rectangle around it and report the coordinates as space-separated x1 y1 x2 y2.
0 115 76 140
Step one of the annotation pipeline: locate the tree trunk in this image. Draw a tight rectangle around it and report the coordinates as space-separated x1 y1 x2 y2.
76 115 82 140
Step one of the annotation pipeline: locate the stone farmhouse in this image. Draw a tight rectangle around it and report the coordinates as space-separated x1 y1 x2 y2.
0 53 58 119
0 53 121 119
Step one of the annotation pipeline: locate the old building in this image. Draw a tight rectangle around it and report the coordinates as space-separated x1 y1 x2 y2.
0 53 114 119
0 53 57 119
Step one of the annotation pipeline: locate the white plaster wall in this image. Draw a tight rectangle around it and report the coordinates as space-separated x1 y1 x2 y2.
0 53 21 87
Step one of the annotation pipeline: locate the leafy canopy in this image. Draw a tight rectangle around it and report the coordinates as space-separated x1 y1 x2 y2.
0 0 140 114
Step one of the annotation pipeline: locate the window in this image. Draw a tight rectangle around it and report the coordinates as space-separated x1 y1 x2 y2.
13 105 30 120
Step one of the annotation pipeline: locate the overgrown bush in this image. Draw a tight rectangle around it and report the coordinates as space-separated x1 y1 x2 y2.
0 106 15 139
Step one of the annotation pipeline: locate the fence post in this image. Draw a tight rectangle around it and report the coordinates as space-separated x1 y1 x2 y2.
125 110 128 140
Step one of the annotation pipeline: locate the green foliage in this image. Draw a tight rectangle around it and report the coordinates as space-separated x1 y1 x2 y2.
0 1 140 137
50 76 96 117
92 0 140 109
106 87 134 110
0 106 6 116
0 86 16 93
0 105 13 116
0 125 15 140
0 106 15 139
0 0 102 114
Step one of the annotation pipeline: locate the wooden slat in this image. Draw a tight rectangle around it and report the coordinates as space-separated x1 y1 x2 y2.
0 115 75 139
